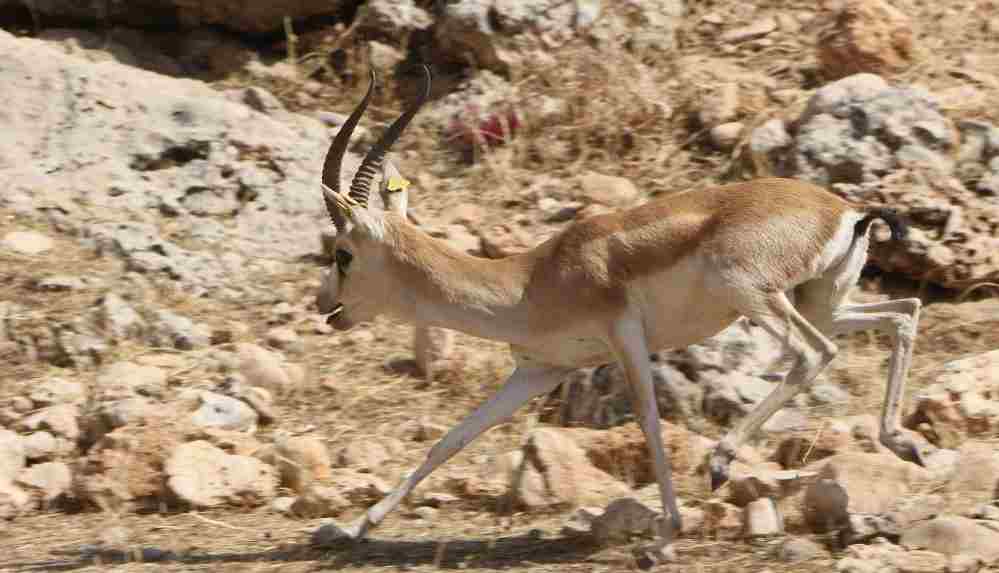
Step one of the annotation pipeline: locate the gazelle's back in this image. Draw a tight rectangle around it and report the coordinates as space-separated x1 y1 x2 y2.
530 178 855 309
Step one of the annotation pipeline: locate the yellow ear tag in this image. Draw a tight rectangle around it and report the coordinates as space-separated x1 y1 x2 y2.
386 175 411 193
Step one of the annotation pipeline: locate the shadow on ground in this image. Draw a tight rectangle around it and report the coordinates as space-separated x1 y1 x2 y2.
8 532 603 571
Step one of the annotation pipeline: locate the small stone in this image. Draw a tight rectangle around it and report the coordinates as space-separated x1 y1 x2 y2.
0 429 27 483
22 431 66 462
721 17 778 44
702 12 724 25
344 329 376 346
946 554 983 573
750 118 792 156
449 203 488 225
30 377 87 407
970 503 999 521
576 171 641 207
895 550 950 573
817 0 915 79
16 461 72 503
237 343 291 395
10 396 34 413
16 404 80 440
479 224 534 258
34 275 86 292
703 500 744 537
265 327 304 354
336 438 394 473
98 525 130 548
367 41 405 70
271 496 295 514
944 442 999 514
437 224 480 254
562 506 604 536
842 513 901 545
412 506 438 520
802 452 931 532
324 468 390 506
762 408 810 433
901 515 999 562
149 310 211 350
238 386 276 425
95 397 159 433
775 13 801 33
421 491 460 508
728 466 781 506
165 440 278 508
810 383 851 405
97 293 146 341
2 230 54 255
710 122 744 149
515 428 633 509
922 448 959 482
270 435 332 493
189 391 259 432
700 83 741 127
0 482 32 519
95 361 167 401
744 497 783 537
778 536 826 562
591 498 660 545
291 485 349 518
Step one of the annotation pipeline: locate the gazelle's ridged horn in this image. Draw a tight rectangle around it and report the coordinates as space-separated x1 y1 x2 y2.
348 64 432 207
322 69 376 230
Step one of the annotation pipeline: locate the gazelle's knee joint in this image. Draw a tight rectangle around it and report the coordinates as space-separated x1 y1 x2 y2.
788 340 837 384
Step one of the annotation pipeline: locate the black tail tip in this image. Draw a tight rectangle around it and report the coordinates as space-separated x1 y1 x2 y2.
856 207 908 241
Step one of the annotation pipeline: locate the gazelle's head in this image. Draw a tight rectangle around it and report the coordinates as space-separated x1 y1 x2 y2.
316 66 430 331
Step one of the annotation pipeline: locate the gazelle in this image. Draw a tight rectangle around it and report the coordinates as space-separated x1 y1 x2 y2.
315 66 923 548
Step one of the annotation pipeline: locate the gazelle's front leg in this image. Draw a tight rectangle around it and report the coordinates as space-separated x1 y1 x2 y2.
709 293 838 489
606 316 682 543
325 361 571 541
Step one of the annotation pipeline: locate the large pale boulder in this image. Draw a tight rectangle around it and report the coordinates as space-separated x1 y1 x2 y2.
802 452 931 532
513 428 632 508
165 440 277 508
817 0 915 80
0 0 352 34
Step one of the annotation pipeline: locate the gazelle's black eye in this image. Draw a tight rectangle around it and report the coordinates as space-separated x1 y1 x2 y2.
335 249 353 270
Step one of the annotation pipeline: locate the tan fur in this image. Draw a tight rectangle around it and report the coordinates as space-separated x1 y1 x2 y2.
361 178 853 346
318 171 924 548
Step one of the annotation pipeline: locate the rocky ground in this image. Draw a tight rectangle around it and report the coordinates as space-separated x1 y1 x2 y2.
1 0 999 571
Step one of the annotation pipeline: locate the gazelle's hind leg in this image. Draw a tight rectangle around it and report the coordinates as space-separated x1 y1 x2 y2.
708 291 838 489
811 297 924 464
791 246 924 466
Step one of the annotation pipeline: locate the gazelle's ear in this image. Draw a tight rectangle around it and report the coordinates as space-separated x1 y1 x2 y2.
379 159 410 217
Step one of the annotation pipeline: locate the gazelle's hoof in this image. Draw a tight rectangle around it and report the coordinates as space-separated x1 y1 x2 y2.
312 520 365 547
881 431 926 468
709 466 729 492
892 438 926 467
708 447 734 492
632 542 676 569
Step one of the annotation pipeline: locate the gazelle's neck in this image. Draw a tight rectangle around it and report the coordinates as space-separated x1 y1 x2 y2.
382 217 537 343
